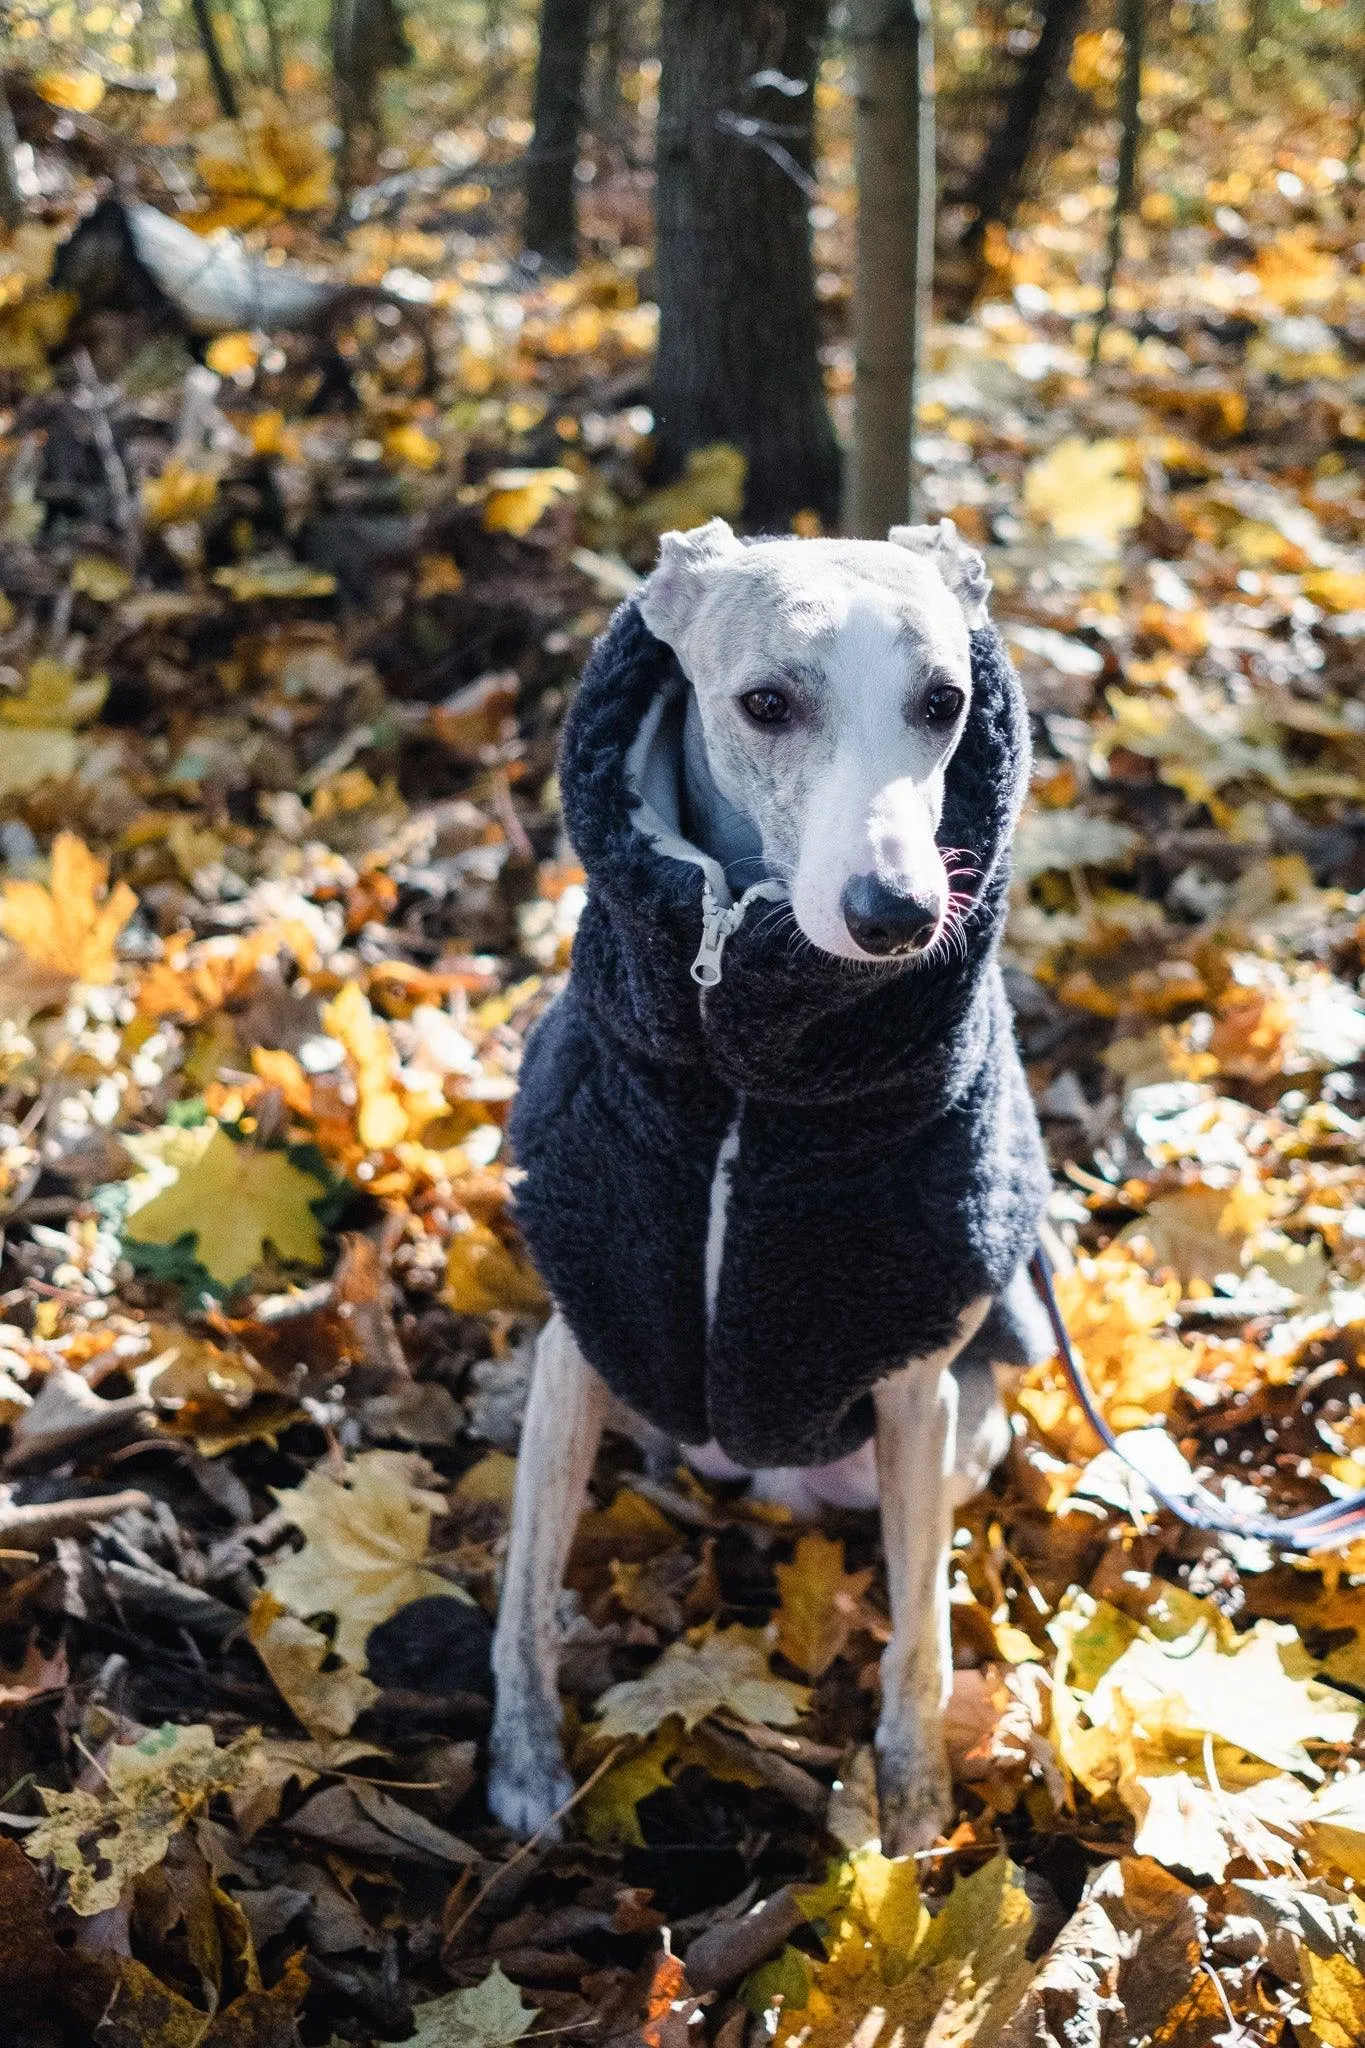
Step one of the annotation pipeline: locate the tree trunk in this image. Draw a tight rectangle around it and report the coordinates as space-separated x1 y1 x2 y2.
846 0 935 536
652 0 841 532
1090 0 1142 364
524 0 597 263
189 0 240 119
0 75 24 232
960 0 1086 256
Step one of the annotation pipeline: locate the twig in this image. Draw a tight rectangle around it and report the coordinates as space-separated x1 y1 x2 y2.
441 1741 626 1950
0 1490 152 1546
72 351 139 564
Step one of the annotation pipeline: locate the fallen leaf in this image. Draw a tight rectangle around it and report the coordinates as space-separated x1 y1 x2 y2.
773 1531 874 1680
248 1592 379 1739
287 1780 476 1867
124 1127 326 1287
265 1448 467 1666
408 1963 538 2047
0 831 136 983
1024 437 1143 550
595 1626 809 1739
26 1722 262 1916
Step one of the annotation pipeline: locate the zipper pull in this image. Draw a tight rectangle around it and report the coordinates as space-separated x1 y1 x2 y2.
691 886 735 986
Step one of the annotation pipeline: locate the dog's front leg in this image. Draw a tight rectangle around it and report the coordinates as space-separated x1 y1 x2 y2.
490 1311 608 1838
873 1299 989 1856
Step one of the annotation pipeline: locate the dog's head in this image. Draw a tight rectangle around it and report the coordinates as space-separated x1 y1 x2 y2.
637 517 991 962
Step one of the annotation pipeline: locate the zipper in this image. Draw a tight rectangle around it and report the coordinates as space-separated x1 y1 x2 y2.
690 878 786 988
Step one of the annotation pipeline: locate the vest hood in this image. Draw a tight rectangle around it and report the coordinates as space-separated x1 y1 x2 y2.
556 597 1033 1107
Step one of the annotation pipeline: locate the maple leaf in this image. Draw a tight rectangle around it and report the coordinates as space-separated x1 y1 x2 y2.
194 103 335 223
769 1850 1033 2048
25 1722 262 1915
324 981 409 1151
773 1531 875 1680
248 1591 379 1739
265 1449 468 1667
0 831 135 984
409 1964 538 2048
123 1126 326 1288
482 466 579 535
140 455 220 526
1 655 108 729
595 1626 809 1739
1023 437 1143 550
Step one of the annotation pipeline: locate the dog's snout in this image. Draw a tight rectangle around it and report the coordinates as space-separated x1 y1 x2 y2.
841 875 940 957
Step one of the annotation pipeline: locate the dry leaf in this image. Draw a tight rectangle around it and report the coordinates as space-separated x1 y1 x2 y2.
26 1722 262 1916
408 1963 538 2047
595 1626 809 1739
124 1128 326 1287
0 831 136 984
247 1592 379 1739
265 1449 468 1666
773 1531 874 1680
1024 437 1143 550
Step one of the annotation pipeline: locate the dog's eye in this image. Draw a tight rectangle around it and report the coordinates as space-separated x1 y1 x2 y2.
739 687 792 727
923 682 965 728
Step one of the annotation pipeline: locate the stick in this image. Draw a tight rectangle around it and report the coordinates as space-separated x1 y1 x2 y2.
0 1490 152 1546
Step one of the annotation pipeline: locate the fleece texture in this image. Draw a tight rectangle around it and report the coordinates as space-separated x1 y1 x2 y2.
508 599 1052 1470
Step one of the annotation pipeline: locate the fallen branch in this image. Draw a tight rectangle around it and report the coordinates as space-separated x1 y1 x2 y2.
0 1490 152 1547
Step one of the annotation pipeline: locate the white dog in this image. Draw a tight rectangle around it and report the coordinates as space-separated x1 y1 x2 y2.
489 518 1048 1855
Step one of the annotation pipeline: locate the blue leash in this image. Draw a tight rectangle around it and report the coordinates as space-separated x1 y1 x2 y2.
1028 1245 1365 1553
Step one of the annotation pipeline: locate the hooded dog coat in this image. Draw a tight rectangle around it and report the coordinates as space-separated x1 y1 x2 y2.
509 601 1051 1471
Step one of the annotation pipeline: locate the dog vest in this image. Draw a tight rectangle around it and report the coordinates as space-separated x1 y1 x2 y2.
508 602 1052 1470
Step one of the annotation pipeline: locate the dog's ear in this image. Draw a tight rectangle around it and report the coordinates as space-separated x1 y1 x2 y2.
888 518 991 630
637 518 743 651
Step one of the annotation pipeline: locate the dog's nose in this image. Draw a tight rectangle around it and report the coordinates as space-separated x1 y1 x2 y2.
841 875 941 956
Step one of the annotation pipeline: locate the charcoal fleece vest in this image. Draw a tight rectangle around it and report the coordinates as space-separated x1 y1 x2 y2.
508 601 1051 1471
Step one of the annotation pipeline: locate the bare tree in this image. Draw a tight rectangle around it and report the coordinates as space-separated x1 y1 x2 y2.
1091 0 1142 363
652 0 841 530
846 0 935 535
0 74 24 232
960 0 1086 259
331 0 412 211
524 0 597 263
189 0 240 118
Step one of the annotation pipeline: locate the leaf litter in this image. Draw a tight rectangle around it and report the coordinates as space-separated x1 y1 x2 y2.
8 15 1365 2048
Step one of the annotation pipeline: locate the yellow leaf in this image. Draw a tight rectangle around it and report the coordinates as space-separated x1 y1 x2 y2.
205 330 260 377
2 656 108 728
195 105 334 218
212 560 337 601
124 1127 325 1287
1024 437 1143 551
771 1851 1033 2048
142 456 220 526
483 467 579 536
265 1448 468 1667
1303 568 1365 614
35 69 106 113
70 554 132 603
248 1590 379 1739
631 442 747 540
773 1531 875 1679
386 422 443 471
444 1221 548 1315
577 1729 678 1846
595 1625 809 1739
25 1722 261 1915
0 831 135 983
1307 1949 1365 2048
324 982 408 1149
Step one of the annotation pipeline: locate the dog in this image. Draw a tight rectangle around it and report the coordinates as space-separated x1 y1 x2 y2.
489 518 1050 1855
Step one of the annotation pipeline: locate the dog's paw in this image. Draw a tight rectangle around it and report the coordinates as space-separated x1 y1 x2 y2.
488 1717 575 1840
874 1715 953 1858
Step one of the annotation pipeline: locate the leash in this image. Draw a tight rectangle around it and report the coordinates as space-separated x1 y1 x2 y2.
1028 1245 1365 1553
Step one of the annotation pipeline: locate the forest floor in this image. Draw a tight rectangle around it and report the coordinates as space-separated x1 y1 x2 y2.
5 28 1365 2048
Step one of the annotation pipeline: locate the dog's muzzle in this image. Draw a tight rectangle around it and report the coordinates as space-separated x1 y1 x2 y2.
841 875 941 956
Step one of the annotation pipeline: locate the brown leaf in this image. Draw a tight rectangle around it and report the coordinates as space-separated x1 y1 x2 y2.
773 1531 874 1680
